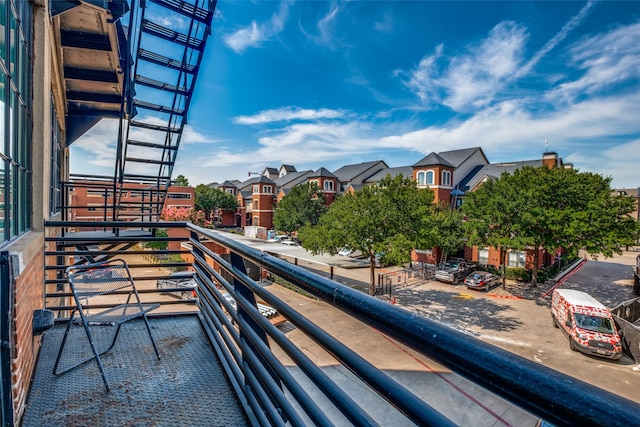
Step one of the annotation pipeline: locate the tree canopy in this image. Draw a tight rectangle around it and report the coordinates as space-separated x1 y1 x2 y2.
273 182 327 234
194 184 238 221
173 175 190 187
298 174 435 295
463 166 638 284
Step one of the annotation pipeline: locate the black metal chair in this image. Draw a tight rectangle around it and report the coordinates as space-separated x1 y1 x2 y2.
53 259 160 391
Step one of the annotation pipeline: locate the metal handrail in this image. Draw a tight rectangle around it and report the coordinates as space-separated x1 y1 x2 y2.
42 220 640 426
186 223 640 427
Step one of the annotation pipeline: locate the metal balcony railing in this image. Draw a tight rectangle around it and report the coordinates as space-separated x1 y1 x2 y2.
38 220 640 427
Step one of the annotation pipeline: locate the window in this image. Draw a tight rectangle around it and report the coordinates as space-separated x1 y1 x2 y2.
508 250 526 268
417 170 435 185
1 1 33 242
442 170 451 186
323 180 334 191
166 193 191 199
225 188 234 195
252 185 259 193
263 185 272 194
49 100 61 215
308 179 319 187
478 248 489 265
426 171 434 185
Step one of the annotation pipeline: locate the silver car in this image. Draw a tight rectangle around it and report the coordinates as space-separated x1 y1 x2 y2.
464 271 500 291
157 271 197 300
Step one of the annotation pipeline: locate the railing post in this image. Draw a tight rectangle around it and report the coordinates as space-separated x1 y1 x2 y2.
228 251 284 413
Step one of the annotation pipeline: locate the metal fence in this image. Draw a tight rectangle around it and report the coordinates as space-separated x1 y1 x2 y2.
42 220 640 427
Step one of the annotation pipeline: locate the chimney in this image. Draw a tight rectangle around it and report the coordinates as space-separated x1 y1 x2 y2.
542 151 558 169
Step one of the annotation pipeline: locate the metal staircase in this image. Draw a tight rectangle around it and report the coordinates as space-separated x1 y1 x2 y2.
114 0 216 221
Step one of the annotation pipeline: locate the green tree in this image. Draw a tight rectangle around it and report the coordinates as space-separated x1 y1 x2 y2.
464 166 638 285
298 174 435 295
463 172 530 287
174 174 190 187
273 182 327 234
424 202 467 260
194 184 238 222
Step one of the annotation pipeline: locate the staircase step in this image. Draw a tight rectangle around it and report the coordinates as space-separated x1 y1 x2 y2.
148 0 213 24
126 139 179 150
129 120 180 133
133 99 185 116
142 20 205 50
125 157 175 166
137 51 196 74
122 173 172 184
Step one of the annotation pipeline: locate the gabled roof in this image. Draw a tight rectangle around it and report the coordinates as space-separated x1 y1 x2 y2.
263 167 278 175
280 164 297 173
236 176 264 191
278 188 292 197
273 170 313 188
255 175 275 184
364 166 414 183
413 152 454 168
332 160 388 182
437 147 487 168
464 159 542 191
219 180 238 188
309 167 337 178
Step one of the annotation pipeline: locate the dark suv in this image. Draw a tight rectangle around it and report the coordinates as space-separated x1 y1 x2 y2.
434 261 474 285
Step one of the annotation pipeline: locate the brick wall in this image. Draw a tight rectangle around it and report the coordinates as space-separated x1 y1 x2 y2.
11 247 45 422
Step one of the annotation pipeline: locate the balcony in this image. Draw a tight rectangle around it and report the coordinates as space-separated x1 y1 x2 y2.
18 220 640 426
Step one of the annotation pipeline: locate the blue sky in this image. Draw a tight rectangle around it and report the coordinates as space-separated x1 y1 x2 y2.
71 0 640 188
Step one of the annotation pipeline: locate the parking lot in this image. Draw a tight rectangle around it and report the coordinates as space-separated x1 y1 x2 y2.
225 233 640 404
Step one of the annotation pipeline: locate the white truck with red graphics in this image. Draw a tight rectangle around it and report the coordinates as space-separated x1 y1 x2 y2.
551 289 623 360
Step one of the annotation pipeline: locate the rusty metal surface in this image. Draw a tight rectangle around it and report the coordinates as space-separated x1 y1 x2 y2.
22 316 248 427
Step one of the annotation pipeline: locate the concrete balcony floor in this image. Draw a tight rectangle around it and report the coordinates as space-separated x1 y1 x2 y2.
22 316 249 426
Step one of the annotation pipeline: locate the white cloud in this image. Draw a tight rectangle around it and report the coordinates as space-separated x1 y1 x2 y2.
224 0 292 53
546 21 640 104
192 87 640 186
70 117 217 178
402 3 598 112
233 107 345 124
517 0 598 79
403 21 528 111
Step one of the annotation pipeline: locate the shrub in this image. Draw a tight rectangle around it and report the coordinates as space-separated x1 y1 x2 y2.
504 267 531 282
145 229 168 250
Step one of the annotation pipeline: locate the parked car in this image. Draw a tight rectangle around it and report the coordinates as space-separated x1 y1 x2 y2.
464 271 500 291
434 261 474 284
268 235 288 243
156 271 197 300
281 238 299 246
338 246 354 257
551 289 622 360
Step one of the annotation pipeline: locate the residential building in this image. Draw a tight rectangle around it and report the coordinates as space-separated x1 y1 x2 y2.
69 179 194 223
306 168 339 205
